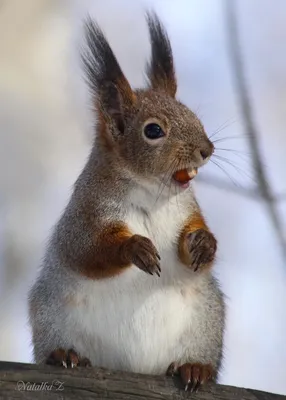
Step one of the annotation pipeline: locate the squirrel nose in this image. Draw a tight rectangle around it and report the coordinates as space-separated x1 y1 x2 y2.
200 149 209 160
199 142 214 160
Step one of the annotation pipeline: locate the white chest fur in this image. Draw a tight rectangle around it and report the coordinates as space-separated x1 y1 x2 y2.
67 187 209 373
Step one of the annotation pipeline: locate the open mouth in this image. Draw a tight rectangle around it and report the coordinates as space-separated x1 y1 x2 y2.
172 168 198 189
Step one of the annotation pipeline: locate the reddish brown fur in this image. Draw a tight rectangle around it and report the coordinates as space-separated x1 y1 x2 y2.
79 222 133 279
181 211 208 234
167 361 214 391
46 348 91 368
150 75 177 98
178 211 210 267
96 105 131 157
116 76 137 107
96 108 115 152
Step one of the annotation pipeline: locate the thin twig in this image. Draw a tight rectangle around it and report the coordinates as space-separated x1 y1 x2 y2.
224 0 286 259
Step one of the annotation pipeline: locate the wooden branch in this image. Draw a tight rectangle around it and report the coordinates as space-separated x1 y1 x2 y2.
0 361 284 400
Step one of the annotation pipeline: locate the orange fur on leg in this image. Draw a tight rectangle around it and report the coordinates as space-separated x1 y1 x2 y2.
79 222 133 279
178 211 216 270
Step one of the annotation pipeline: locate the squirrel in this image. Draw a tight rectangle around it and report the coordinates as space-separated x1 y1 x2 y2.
28 12 225 392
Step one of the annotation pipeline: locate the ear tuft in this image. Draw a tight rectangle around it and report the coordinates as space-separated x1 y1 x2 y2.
146 12 177 97
82 17 135 133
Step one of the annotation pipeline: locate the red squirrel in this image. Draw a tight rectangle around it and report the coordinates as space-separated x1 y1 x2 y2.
28 13 225 392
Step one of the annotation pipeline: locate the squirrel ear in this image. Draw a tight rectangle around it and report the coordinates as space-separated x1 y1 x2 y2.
146 12 177 98
82 17 135 134
100 82 125 134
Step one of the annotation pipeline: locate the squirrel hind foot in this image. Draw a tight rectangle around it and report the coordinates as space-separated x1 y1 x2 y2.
46 348 92 368
166 362 215 392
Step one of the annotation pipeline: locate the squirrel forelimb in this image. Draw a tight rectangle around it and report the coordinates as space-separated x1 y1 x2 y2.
178 211 217 271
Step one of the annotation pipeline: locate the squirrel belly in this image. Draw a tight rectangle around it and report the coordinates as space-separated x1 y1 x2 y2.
29 186 225 375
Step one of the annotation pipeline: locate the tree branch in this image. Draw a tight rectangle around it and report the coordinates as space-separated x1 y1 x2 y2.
0 361 284 400
224 0 286 259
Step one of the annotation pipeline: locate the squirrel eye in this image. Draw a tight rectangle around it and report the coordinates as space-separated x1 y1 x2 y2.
144 123 165 140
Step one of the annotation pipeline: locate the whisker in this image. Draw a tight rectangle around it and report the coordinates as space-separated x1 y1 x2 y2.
154 158 178 205
216 147 269 168
209 118 236 140
173 157 183 216
167 160 182 213
213 134 250 144
194 104 203 119
213 154 256 183
209 121 232 138
216 147 252 156
215 148 253 165
210 159 241 188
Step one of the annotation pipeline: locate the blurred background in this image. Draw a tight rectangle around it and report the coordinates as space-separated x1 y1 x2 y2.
0 0 286 395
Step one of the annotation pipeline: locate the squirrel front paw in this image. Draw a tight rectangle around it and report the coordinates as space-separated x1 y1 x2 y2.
185 229 217 271
123 234 161 276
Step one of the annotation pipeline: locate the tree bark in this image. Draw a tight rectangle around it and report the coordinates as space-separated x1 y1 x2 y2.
0 361 284 400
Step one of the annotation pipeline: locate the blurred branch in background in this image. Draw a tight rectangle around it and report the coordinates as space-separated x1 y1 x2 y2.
224 0 286 260
198 175 286 201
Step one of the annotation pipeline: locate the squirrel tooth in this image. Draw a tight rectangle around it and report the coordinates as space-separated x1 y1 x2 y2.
187 167 198 179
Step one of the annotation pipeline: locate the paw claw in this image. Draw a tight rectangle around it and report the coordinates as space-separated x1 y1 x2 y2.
190 380 198 393
169 362 214 393
126 235 161 277
46 348 91 369
186 229 217 272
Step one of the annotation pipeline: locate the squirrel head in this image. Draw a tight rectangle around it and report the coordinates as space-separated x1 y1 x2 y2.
83 13 214 189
